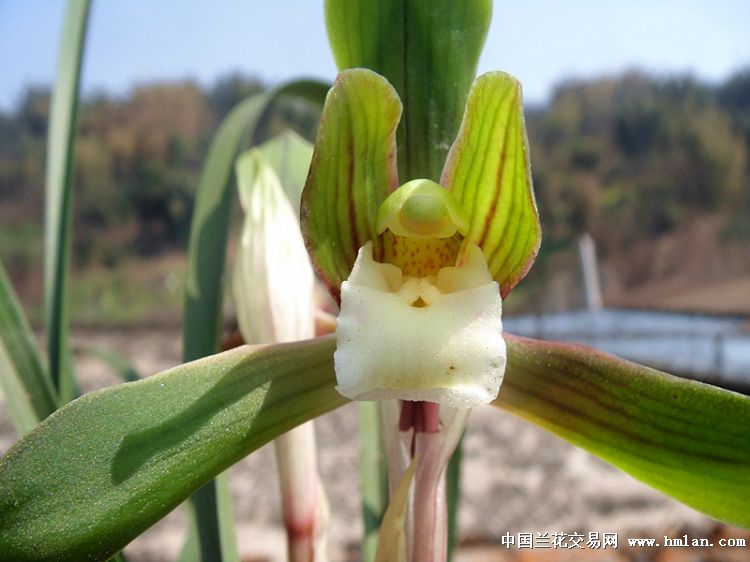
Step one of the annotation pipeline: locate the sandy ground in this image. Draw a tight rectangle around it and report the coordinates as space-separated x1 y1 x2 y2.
0 328 741 561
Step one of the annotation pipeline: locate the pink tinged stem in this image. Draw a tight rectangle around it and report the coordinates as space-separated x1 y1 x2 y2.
398 401 441 433
410 408 469 562
275 422 329 562
398 400 415 432
420 402 441 433
412 433 447 562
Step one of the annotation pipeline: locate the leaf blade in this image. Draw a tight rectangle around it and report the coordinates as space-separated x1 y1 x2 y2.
79 347 140 383
0 261 57 434
497 334 750 528
184 80 328 360
325 0 492 181
358 401 389 562
0 337 345 562
441 73 541 298
44 0 91 403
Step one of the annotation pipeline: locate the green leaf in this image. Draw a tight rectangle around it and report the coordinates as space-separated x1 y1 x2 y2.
184 80 328 360
445 435 463 562
78 347 140 383
325 0 492 181
358 401 389 562
185 476 239 562
301 69 402 299
183 80 327 562
178 524 201 562
0 337 346 562
0 261 57 435
44 0 91 403
497 334 750 528
253 130 314 213
441 72 541 298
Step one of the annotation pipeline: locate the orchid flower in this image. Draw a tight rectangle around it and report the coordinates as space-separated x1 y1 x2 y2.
232 132 330 562
4 5 750 562
300 68 540 561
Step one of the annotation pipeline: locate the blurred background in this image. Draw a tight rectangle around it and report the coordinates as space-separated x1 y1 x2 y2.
1 1 749 561
1 0 749 323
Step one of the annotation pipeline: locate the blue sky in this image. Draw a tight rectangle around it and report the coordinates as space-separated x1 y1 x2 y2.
0 0 748 112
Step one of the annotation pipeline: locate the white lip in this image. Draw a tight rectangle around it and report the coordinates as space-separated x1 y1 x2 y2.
334 242 506 409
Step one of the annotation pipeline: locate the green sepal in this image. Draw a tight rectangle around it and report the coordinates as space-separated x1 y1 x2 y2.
301 69 402 300
0 337 345 562
441 72 541 298
498 334 750 528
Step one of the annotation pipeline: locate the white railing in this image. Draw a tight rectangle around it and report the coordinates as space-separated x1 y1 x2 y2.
504 309 750 388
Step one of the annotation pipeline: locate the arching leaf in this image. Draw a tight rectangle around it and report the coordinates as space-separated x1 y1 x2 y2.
498 334 750 528
0 337 345 562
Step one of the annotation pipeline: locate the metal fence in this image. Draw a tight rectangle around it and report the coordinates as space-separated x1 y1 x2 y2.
504 309 750 388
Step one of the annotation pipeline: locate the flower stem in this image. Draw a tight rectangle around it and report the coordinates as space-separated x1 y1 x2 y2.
399 401 441 433
275 422 329 562
412 432 448 561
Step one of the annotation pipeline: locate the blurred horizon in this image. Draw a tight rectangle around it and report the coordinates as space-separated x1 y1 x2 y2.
3 65 750 325
1 0 749 112
1 1 750 327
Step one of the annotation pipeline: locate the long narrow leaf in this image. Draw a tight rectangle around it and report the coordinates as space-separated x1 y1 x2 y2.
79 347 141 383
178 524 201 562
0 262 57 434
184 81 328 357
183 80 328 562
497 334 750 528
358 401 389 562
44 0 91 404
187 477 239 562
325 0 492 181
445 435 463 562
0 337 346 562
